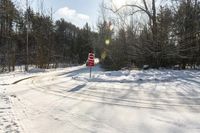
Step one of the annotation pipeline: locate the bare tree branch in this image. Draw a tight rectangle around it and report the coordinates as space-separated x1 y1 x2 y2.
109 4 152 19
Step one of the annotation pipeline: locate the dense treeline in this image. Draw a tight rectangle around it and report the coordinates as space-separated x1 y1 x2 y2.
0 0 96 72
1 0 200 72
97 0 200 70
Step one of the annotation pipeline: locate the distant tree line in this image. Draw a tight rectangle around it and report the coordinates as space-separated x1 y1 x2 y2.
97 0 200 70
0 0 96 72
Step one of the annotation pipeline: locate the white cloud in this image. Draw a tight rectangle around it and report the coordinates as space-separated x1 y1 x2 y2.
77 14 90 20
54 6 90 27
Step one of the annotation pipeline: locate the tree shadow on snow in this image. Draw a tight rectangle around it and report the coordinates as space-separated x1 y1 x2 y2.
67 84 86 92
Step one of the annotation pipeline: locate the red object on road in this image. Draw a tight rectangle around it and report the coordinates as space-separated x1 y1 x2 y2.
87 52 95 67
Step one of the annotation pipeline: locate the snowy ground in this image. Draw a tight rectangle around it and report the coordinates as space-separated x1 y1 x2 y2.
0 65 200 133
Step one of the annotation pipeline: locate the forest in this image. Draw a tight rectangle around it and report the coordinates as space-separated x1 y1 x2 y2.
0 0 97 72
0 0 200 72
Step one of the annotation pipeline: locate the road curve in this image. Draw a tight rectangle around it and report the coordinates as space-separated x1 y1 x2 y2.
6 66 200 133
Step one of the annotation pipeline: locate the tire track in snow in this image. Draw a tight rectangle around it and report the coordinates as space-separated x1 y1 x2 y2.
27 75 200 111
14 68 200 112
29 77 164 110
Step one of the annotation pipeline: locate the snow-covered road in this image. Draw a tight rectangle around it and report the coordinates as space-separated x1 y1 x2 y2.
1 65 200 133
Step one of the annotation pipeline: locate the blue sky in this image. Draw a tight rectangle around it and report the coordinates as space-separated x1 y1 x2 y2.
14 0 102 28
49 0 102 28
14 0 148 29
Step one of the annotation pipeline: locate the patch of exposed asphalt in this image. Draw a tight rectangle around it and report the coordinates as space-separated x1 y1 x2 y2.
12 76 37 84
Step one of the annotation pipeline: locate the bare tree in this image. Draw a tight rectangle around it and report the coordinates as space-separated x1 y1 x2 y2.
106 0 161 67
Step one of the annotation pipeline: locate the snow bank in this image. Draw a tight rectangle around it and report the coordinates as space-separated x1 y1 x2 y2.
73 68 200 84
0 88 21 133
